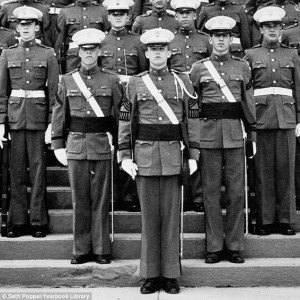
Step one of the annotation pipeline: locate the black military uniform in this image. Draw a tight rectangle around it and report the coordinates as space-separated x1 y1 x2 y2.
54 0 110 73
51 28 122 264
0 0 52 46
0 6 59 237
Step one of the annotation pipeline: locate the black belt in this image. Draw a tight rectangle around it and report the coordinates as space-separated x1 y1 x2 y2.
69 116 114 133
199 102 242 119
137 124 181 141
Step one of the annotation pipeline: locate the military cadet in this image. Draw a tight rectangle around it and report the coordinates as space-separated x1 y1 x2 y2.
51 28 122 264
54 0 110 73
0 0 52 47
0 26 18 55
101 0 148 211
168 0 210 212
132 0 172 21
0 6 59 238
244 6 300 235
118 28 200 294
197 0 252 58
190 16 256 264
132 0 179 34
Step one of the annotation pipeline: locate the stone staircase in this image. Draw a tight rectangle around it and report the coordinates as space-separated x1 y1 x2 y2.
0 156 300 288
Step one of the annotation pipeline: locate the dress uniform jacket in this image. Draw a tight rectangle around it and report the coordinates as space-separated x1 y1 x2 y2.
0 0 52 47
99 28 148 76
51 65 122 256
245 41 300 225
282 24 300 54
0 26 17 55
190 53 255 252
197 1 251 57
118 66 200 278
0 39 58 130
131 8 179 34
169 28 211 73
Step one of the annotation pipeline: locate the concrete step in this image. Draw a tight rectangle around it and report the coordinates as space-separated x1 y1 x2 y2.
47 210 300 234
0 258 299 287
0 233 299 260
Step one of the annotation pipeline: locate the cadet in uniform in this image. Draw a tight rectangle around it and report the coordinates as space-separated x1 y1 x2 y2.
101 0 148 211
245 6 300 235
169 0 211 212
190 16 256 263
51 28 122 264
0 0 52 47
0 6 59 237
118 28 200 294
197 0 252 58
54 0 110 73
0 26 17 55
132 0 179 34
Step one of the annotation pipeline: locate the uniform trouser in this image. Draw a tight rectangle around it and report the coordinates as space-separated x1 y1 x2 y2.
68 159 111 256
255 129 296 225
136 175 181 279
200 148 245 252
8 130 47 228
295 138 300 209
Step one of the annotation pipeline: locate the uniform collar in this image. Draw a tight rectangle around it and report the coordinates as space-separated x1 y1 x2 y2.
80 64 100 75
19 38 36 48
149 65 169 76
19 0 33 3
180 27 195 35
110 28 127 36
217 0 229 6
76 0 91 7
262 40 280 49
275 0 288 5
211 52 231 62
152 8 167 17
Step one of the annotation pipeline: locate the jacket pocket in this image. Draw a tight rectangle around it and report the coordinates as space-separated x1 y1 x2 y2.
33 61 47 79
67 132 84 154
135 140 153 167
255 97 267 125
169 141 181 166
34 98 47 123
200 119 217 141
95 88 112 111
282 97 296 124
252 60 267 82
8 97 21 123
8 61 22 79
170 48 183 67
67 89 82 110
279 60 294 83
137 92 155 115
94 133 111 154
230 119 243 141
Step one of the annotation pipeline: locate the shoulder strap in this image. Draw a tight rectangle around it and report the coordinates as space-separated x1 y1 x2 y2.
72 71 104 117
142 74 179 125
203 60 236 103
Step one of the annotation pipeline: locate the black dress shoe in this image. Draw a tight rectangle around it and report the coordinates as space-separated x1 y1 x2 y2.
96 254 111 264
70 254 91 264
205 251 222 264
31 225 47 238
7 225 28 238
256 224 274 235
193 202 204 213
140 277 160 294
227 251 244 264
162 278 180 294
279 223 296 236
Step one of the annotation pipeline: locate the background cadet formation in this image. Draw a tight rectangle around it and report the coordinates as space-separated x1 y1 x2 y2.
0 0 300 294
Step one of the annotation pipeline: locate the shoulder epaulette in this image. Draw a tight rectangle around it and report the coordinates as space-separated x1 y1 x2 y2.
252 44 262 49
170 68 181 74
283 23 298 31
200 57 210 63
231 1 243 5
128 31 140 36
37 43 51 49
166 9 175 17
8 43 18 49
66 68 79 75
231 55 243 61
92 1 100 5
2 0 18 5
136 70 149 77
34 0 47 4
101 68 119 76
66 3 75 7
281 43 292 48
145 11 151 16
206 3 215 6
197 30 209 36
0 26 14 32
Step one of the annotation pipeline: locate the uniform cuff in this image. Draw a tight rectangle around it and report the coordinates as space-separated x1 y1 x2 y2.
189 148 200 161
51 139 64 150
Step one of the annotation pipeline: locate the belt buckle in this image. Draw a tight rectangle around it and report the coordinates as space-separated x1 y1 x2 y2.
272 87 277 95
25 90 32 98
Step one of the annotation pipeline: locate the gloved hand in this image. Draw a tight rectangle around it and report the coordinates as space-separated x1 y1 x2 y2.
54 148 68 166
121 158 138 180
45 123 52 144
295 123 300 137
0 124 7 149
188 159 197 175
252 142 257 156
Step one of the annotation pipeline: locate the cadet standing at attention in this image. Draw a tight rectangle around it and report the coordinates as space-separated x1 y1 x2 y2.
0 6 59 238
51 28 122 264
245 6 300 236
190 16 256 264
118 28 200 294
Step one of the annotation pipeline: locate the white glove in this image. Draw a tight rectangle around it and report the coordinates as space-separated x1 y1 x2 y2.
121 158 138 180
252 142 257 156
54 148 68 166
0 124 7 149
188 159 197 175
45 123 52 144
295 123 300 137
